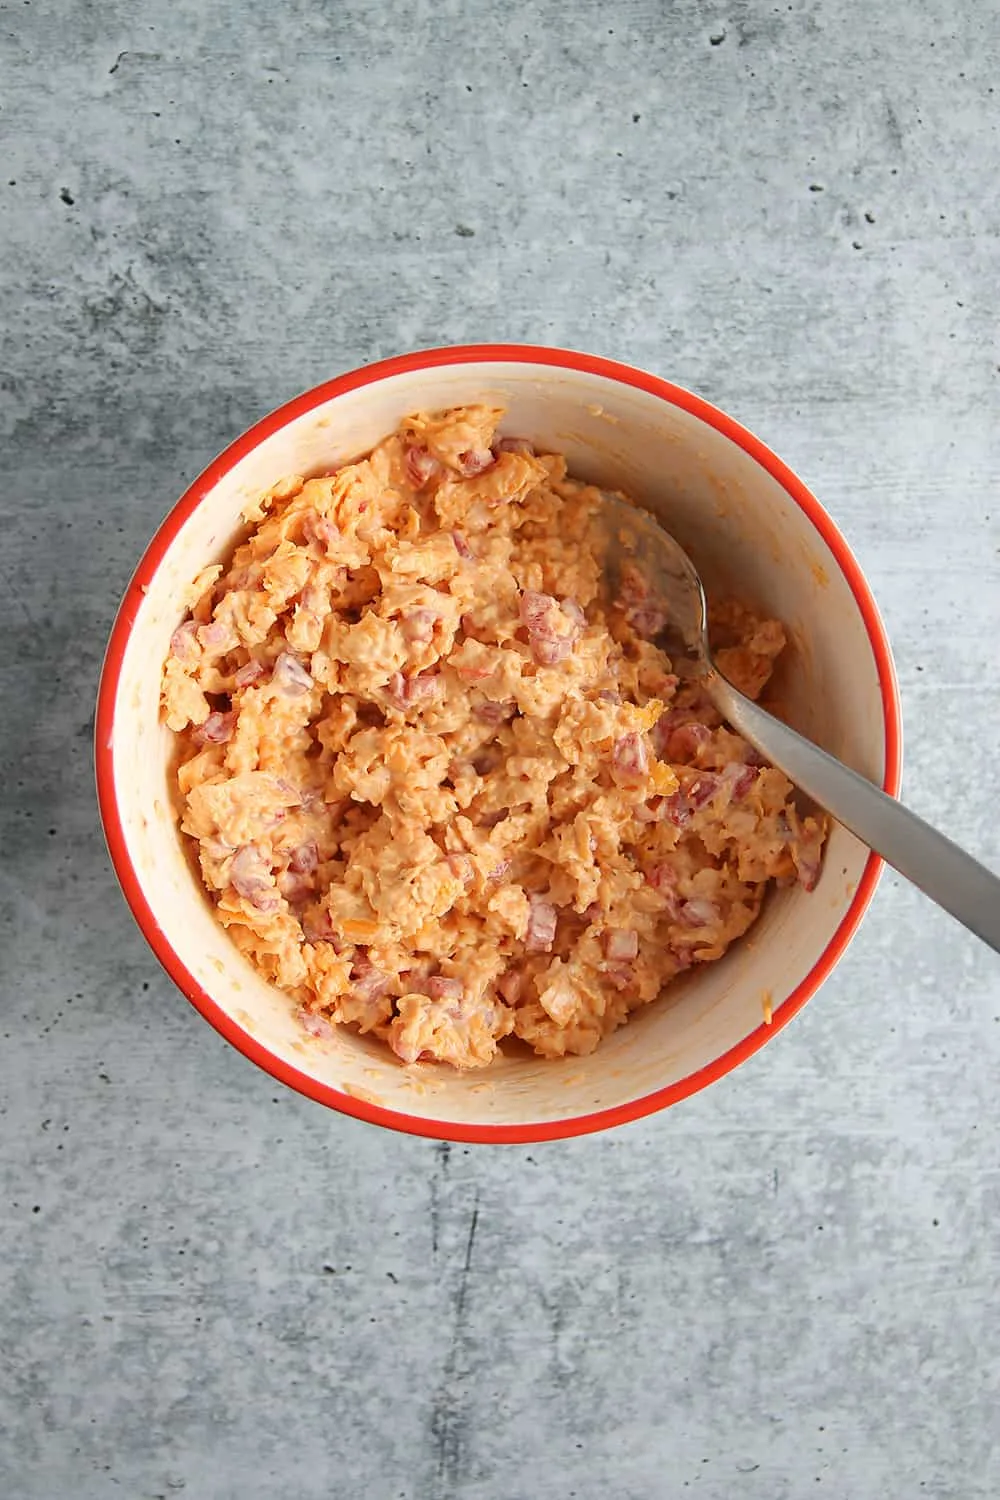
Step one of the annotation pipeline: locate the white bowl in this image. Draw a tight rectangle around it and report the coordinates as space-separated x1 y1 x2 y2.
96 345 902 1142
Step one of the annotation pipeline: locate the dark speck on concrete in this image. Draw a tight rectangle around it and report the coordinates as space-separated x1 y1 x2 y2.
59 188 74 205
865 210 876 222
454 224 475 237
809 183 824 192
709 30 726 45
885 99 904 151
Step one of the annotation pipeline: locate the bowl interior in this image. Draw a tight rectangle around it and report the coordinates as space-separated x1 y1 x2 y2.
102 355 893 1136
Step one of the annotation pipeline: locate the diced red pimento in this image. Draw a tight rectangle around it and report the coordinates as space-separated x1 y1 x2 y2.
234 658 266 688
525 896 558 953
351 958 392 1003
170 621 200 661
198 619 237 653
301 907 343 947
665 722 712 761
519 589 558 632
400 607 441 644
192 710 235 746
532 635 573 666
456 447 495 476
685 774 720 808
405 444 441 488
519 589 582 667
298 1008 335 1039
288 841 319 875
721 762 758 800
661 792 693 829
302 511 341 551
604 929 639 961
497 968 526 1005
679 897 721 926
611 732 649 785
474 698 517 726
273 652 314 696
646 865 682 920
386 670 442 709
428 975 464 1003
278 870 314 903
230 845 280 912
602 961 635 992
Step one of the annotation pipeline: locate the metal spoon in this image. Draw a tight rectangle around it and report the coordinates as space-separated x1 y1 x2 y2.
596 491 1000 955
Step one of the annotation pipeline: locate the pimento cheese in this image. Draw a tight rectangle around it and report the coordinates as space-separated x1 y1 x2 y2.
161 406 826 1068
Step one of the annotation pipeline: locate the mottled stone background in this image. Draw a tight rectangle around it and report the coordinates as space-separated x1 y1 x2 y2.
2 1 999 1496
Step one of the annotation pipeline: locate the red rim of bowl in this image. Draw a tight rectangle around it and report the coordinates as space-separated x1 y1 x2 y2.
95 343 903 1144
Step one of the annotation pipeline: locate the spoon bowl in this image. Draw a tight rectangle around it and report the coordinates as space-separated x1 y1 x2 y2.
595 489 709 658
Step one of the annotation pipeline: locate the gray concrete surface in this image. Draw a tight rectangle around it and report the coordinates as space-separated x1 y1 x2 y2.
2 1 999 1496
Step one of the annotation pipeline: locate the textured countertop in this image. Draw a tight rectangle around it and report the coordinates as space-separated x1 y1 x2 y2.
2 2 999 1497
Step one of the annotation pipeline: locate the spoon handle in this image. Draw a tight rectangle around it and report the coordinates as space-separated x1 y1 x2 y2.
708 672 1000 955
